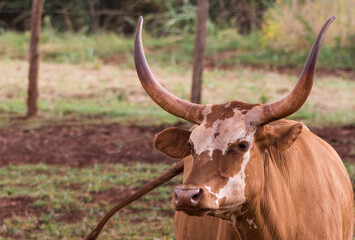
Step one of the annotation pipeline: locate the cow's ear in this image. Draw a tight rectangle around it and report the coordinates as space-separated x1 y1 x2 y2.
154 127 191 158
256 121 303 152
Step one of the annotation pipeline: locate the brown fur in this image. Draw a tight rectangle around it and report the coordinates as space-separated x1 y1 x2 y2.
256 121 303 152
154 127 191 158
155 119 354 240
204 102 258 128
174 155 242 240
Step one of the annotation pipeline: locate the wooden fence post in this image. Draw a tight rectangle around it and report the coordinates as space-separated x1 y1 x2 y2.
27 0 44 118
191 0 209 104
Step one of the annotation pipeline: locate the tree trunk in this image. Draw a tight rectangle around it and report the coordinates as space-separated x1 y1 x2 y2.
27 0 44 118
191 0 209 104
250 0 257 32
87 0 98 32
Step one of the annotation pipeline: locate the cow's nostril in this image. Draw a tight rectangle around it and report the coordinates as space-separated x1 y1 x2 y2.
191 188 203 202
173 189 179 203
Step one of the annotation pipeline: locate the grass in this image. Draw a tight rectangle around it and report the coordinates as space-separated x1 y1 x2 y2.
0 161 354 239
0 163 182 239
0 59 353 127
0 28 353 70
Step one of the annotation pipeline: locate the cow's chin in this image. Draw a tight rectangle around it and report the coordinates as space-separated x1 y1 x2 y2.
174 205 237 218
175 207 238 222
175 208 210 217
173 199 244 218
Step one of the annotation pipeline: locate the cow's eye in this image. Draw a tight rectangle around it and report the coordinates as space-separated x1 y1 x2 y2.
238 142 248 150
229 141 249 153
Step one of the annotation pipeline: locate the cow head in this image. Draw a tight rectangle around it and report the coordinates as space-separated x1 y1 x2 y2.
134 17 334 219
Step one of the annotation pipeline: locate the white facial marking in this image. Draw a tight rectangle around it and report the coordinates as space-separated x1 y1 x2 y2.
205 185 220 206
189 103 261 210
204 138 254 207
216 142 253 206
190 105 260 160
247 217 257 229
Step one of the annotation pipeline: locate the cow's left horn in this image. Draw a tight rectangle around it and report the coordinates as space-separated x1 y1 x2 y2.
261 16 335 124
134 16 204 124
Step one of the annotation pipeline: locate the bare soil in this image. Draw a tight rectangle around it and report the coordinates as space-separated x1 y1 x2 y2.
0 123 354 167
0 123 181 167
0 196 41 221
311 125 355 163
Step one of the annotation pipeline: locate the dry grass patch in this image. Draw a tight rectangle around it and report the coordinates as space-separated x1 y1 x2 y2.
0 60 353 126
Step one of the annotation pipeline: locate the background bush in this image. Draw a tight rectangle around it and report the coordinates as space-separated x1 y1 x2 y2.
262 0 354 51
0 0 274 35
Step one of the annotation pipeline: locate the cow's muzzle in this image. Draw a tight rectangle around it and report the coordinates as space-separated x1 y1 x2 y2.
173 185 204 210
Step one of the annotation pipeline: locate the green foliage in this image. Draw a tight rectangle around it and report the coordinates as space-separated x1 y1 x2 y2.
1 27 352 70
0 0 276 35
152 1 197 35
262 0 354 54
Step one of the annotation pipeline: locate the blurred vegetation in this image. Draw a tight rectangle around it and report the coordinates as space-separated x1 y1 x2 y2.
0 0 353 70
0 0 275 35
0 0 354 126
0 27 353 70
260 0 354 70
262 0 354 51
0 0 353 125
0 59 353 127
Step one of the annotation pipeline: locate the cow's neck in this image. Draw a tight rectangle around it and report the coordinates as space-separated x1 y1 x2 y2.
228 150 297 240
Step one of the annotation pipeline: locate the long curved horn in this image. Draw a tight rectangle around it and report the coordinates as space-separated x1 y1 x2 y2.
134 17 204 124
261 16 336 124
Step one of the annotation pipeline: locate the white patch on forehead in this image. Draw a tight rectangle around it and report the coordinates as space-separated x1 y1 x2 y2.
190 105 259 159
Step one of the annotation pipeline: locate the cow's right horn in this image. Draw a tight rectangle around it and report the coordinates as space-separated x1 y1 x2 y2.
134 16 204 124
261 16 335 124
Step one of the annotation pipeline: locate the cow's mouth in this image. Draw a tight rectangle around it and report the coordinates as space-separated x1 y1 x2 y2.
174 207 210 216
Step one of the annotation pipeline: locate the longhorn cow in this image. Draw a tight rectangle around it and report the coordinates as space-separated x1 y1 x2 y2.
134 16 354 240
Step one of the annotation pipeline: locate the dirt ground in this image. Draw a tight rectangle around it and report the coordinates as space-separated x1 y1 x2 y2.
0 123 183 167
0 122 354 166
